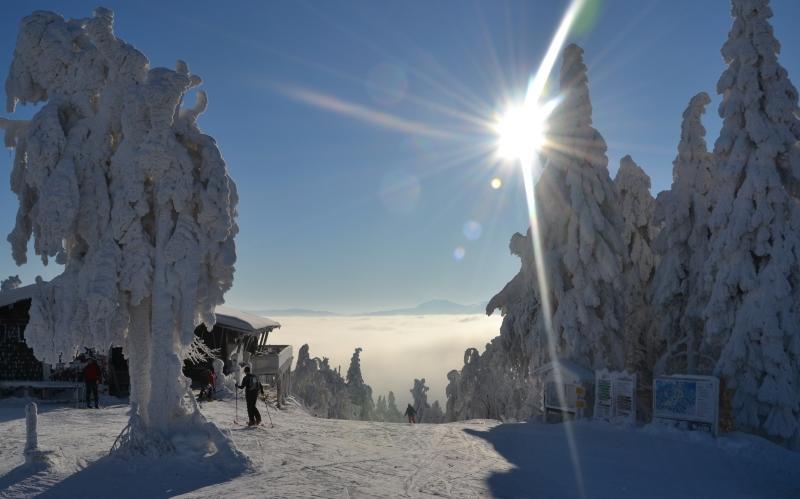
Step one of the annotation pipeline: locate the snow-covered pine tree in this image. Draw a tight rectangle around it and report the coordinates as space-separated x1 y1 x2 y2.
488 43 626 371
346 347 375 420
410 378 431 422
386 391 403 422
445 369 462 421
704 0 800 446
427 400 445 424
651 92 715 376
1 9 240 458
375 395 387 422
614 155 658 373
446 44 626 423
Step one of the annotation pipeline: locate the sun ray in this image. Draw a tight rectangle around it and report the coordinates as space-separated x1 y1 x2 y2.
493 1 590 497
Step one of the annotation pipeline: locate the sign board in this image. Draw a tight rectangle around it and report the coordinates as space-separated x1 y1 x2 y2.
594 370 636 424
653 375 719 435
544 381 579 413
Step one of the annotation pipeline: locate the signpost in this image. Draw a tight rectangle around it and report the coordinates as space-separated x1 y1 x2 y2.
593 370 636 424
653 375 719 436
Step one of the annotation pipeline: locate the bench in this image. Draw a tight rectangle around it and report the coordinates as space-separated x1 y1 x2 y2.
0 380 86 407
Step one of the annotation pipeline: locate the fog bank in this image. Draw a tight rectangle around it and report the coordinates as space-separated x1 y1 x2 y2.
267 314 502 407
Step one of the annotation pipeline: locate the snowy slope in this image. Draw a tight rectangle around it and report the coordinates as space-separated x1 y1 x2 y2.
0 397 798 498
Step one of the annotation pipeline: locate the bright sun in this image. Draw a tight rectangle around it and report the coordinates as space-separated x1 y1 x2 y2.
494 103 548 162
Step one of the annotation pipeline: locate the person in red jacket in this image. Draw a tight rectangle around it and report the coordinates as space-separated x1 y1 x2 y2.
83 358 100 409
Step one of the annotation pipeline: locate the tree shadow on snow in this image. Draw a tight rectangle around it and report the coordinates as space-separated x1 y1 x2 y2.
0 461 50 494
37 450 249 499
464 420 798 499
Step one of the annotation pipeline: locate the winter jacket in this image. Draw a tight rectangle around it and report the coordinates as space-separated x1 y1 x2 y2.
237 374 264 394
84 362 100 383
404 405 416 417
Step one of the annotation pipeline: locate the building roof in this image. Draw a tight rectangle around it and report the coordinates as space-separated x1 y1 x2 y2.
214 305 281 333
0 283 35 308
532 359 595 381
0 284 280 334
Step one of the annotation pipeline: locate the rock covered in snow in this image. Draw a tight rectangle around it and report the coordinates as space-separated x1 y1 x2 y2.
704 0 800 444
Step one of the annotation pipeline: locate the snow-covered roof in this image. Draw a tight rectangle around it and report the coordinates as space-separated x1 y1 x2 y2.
0 283 36 308
533 359 594 381
0 285 280 333
214 305 281 333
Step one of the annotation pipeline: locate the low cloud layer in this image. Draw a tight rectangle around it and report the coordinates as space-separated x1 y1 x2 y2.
268 314 502 407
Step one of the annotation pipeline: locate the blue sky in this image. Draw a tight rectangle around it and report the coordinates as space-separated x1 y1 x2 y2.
0 1 798 313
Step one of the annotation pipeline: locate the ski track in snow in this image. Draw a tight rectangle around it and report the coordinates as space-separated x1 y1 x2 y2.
0 398 509 498
0 396 798 498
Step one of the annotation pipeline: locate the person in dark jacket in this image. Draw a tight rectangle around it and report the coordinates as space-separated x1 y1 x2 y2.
405 403 417 424
83 358 100 409
236 366 264 426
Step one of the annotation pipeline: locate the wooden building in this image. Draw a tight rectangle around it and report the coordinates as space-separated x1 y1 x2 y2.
0 285 291 400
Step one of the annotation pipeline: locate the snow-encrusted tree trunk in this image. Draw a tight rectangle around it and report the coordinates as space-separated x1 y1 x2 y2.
1 10 240 457
651 93 715 376
614 155 658 373
703 0 800 446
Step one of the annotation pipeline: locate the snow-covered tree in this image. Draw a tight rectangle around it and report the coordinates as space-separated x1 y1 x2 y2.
375 394 388 422
447 44 627 423
1 9 240 457
346 347 364 386
614 155 658 372
651 92 715 376
1 275 22 291
410 378 431 422
346 347 374 420
292 344 380 421
491 43 626 371
386 391 403 422
703 0 800 445
427 401 445 424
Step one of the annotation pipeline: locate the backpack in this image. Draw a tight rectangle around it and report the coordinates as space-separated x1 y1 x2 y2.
247 374 261 392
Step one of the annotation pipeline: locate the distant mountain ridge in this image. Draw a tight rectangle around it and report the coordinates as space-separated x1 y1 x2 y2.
362 299 487 316
253 300 488 317
254 308 340 317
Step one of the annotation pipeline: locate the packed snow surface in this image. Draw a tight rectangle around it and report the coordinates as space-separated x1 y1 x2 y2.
0 397 797 498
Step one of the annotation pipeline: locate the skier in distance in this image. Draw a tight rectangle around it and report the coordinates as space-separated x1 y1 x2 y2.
237 366 264 426
405 403 417 424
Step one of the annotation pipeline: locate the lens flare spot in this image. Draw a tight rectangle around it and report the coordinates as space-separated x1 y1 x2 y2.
453 246 466 261
463 221 482 241
491 177 503 189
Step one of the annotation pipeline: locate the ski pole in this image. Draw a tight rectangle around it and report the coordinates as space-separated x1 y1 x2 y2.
263 393 274 428
234 387 239 424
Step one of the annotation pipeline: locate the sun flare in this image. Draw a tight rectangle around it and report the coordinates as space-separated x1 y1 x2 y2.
494 105 547 162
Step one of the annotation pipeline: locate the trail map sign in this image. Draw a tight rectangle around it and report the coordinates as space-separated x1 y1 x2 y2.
653 375 719 435
594 370 636 424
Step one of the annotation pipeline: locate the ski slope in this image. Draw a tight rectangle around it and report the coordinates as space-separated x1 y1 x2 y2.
0 396 798 498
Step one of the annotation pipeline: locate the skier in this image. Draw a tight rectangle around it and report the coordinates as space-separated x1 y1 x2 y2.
199 368 215 401
237 366 264 426
405 403 417 424
83 358 100 409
